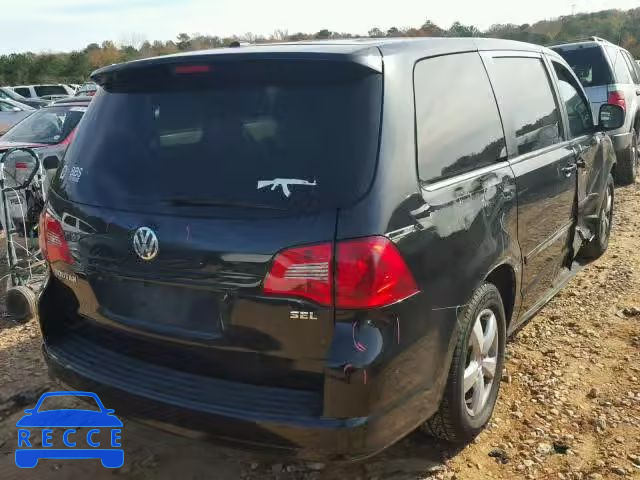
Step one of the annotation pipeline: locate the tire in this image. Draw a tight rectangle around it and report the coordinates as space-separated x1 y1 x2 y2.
581 173 615 260
423 282 506 443
6 285 37 323
614 129 638 186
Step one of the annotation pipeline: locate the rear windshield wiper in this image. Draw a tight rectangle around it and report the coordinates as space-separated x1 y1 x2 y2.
162 198 284 210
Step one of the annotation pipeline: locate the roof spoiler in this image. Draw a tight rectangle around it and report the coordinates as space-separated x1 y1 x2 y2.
90 48 383 88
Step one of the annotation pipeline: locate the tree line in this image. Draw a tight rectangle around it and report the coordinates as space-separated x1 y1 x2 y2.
1 7 639 85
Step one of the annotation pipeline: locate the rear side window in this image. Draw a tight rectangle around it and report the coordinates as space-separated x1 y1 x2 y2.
622 51 640 84
35 85 68 97
553 46 614 87
414 52 506 184
605 46 632 84
54 61 383 213
491 57 563 156
13 88 30 98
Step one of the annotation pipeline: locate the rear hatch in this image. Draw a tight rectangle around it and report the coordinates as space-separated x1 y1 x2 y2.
44 53 383 391
552 44 613 120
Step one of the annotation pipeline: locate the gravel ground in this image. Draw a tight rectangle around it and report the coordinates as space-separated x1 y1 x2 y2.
0 185 639 480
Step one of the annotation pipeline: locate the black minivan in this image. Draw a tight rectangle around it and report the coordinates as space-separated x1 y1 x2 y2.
37 38 623 460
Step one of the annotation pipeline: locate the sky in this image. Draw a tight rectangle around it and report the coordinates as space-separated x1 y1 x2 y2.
2 0 639 54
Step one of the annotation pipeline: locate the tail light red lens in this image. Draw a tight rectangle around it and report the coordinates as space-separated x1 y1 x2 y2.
608 90 626 111
263 236 418 309
335 237 419 309
263 243 332 305
39 211 73 264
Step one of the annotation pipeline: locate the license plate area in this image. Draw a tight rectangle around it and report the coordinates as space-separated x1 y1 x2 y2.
91 276 221 339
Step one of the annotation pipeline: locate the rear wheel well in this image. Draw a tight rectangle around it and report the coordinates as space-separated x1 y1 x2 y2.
486 264 516 328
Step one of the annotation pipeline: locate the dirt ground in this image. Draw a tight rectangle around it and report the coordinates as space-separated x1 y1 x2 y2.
0 185 639 480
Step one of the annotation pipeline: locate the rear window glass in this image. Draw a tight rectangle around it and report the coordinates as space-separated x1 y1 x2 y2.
553 46 614 87
54 61 382 213
34 85 68 97
2 106 85 145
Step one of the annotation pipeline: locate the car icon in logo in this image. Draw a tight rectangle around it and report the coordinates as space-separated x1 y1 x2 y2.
15 391 124 469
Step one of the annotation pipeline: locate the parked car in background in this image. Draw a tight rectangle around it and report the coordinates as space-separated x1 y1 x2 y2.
0 97 89 229
551 37 640 184
11 84 74 101
38 38 623 460
75 82 98 97
0 87 48 109
51 95 94 106
0 98 34 135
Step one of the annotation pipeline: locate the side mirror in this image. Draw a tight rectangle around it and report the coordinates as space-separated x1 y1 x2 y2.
598 104 625 131
42 155 59 170
1 148 40 189
11 106 21 112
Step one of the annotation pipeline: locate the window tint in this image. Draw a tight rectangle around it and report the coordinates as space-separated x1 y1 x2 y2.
605 46 632 84
622 51 640 84
34 85 68 97
55 62 383 213
13 88 30 98
553 46 614 87
553 62 593 138
0 91 7 99
414 52 506 184
491 57 563 156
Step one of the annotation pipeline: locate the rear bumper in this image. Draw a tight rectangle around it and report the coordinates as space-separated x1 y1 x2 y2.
42 337 443 461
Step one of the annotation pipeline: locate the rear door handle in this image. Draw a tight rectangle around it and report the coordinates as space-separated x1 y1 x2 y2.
561 164 577 177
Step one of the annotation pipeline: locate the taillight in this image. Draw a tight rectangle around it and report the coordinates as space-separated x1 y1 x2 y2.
608 90 626 111
263 236 418 309
335 237 419 309
39 211 73 264
263 243 332 305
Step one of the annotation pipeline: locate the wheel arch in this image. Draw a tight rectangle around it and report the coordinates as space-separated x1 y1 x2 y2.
485 263 517 329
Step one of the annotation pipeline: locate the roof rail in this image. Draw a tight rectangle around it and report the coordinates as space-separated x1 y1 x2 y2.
548 36 613 47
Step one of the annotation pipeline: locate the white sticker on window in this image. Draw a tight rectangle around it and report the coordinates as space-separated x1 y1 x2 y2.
69 166 83 183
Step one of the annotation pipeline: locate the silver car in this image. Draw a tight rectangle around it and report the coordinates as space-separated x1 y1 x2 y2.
552 37 640 185
0 98 34 135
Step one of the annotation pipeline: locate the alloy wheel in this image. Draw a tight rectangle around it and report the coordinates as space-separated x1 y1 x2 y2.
464 308 499 417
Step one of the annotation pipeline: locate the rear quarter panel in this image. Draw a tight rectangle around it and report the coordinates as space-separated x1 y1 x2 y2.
330 51 520 430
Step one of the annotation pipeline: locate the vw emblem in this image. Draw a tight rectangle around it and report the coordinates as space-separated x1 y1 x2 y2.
133 227 159 261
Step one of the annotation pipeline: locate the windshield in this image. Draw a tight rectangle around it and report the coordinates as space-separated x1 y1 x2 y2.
553 46 614 87
2 106 86 145
54 61 382 213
